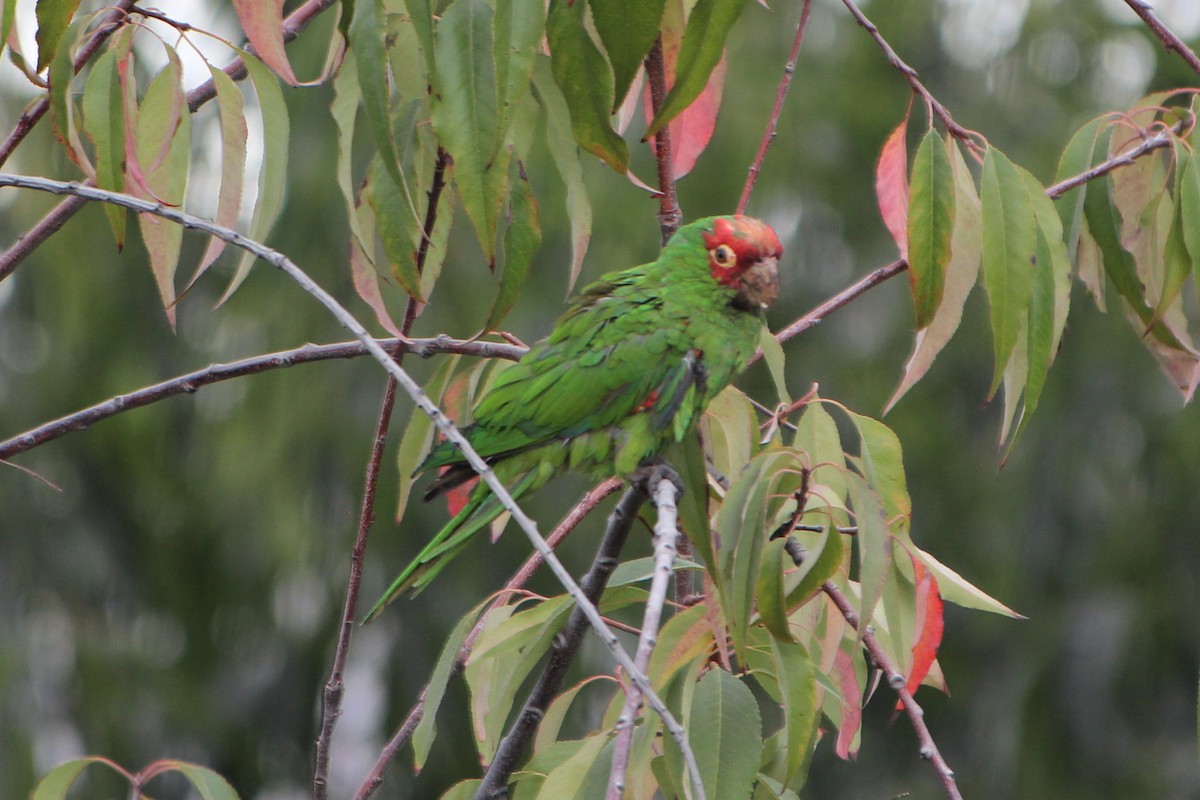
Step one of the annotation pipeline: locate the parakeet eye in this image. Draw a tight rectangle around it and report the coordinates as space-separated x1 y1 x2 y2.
712 244 736 268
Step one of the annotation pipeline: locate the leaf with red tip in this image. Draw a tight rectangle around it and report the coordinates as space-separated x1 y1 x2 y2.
231 0 298 85
895 556 944 710
833 647 862 760
189 63 247 289
876 117 910 259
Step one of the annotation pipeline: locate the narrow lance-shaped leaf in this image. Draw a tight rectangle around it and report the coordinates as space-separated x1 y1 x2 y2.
533 58 593 294
980 145 1037 399
433 0 509 264
914 546 1022 617
756 538 795 643
1053 115 1107 260
231 0 298 85
47 16 93 172
349 199 403 335
897 556 944 708
493 0 544 144
771 639 819 791
847 411 910 528
412 595 482 769
349 0 399 184
545 0 629 172
846 468 888 635
1179 141 1200 296
906 128 956 329
876 116 909 259
1154 142 1194 322
367 150 424 301
221 52 290 304
645 0 743 139
35 0 82 72
886 138 982 412
483 166 541 332
190 64 247 287
1 0 17 67
590 0 666 112
81 45 126 246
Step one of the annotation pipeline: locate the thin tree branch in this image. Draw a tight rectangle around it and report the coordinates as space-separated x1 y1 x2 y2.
645 36 682 244
474 486 649 800
0 173 703 800
1123 0 1200 76
823 581 963 800
0 336 524 463
0 0 340 283
736 0 813 215
351 477 623 800
607 477 680 800
313 147 452 800
839 0 978 150
1044 119 1184 199
0 0 139 168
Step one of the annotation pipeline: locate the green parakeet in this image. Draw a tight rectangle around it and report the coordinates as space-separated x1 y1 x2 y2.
366 215 782 618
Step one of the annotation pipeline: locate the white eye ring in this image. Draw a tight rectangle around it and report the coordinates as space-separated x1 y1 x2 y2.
712 244 736 268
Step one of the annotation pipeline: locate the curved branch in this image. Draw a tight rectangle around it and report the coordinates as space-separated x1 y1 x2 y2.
1123 0 1200 75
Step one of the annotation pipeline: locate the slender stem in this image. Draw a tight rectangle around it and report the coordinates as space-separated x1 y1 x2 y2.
0 0 340 283
607 477 680 800
0 336 524 463
737 0 813 215
823 581 963 800
645 36 682 244
474 486 649 800
0 173 698 800
1123 0 1200 75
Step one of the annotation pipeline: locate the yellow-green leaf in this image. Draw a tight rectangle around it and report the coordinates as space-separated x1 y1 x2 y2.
191 63 247 286
367 151 424 301
81 45 125 246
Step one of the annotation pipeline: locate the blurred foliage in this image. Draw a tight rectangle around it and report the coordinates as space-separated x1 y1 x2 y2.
3 0 1200 798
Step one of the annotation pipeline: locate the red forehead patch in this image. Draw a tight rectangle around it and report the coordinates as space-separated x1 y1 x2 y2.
701 216 783 264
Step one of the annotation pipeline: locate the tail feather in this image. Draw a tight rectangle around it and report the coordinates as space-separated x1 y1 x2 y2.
363 471 538 622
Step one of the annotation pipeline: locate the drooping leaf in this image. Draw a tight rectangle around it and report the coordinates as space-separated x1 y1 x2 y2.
162 762 242 800
832 647 862 760
532 58 593 294
886 138 982 412
412 596 482 769
1155 145 1193 322
533 733 610 800
644 0 743 140
913 546 1022 617
405 0 436 82
546 0 629 172
847 411 910 528
845 469 888 634
35 0 82 72
590 0 666 112
1179 142 1200 292
759 325 790 405
432 0 509 263
493 0 544 142
690 669 763 800
756 537 794 643
792 397 846 500
1052 115 1107 258
368 151 424 301
704 385 758 492
906 128 956 328
231 0 298 85
190 63 248 287
771 639 819 791
782 516 844 611
875 117 909 259
222 52 289 303
483 167 541 332
81 44 125 245
898 557 944 706
47 15 92 172
980 145 1037 399
349 0 403 185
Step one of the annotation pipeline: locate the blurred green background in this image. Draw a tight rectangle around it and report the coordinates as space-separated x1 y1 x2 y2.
3 0 1200 797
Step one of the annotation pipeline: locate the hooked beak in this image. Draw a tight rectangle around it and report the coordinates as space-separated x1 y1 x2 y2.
732 256 780 311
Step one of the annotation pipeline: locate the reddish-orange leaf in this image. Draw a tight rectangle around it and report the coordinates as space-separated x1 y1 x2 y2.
439 372 478 518
642 33 726 179
349 231 403 337
833 648 862 760
876 117 910 260
896 557 945 711
231 0 298 85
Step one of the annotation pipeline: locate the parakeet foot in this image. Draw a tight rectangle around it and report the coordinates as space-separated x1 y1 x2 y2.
632 460 685 499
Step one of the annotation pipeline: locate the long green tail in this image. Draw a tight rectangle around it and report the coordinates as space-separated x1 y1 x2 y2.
363 471 539 622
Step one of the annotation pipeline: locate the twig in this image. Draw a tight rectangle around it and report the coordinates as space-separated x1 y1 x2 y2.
313 148 451 799
645 36 682 244
736 0 813 215
474 486 650 800
0 336 524 463
1044 120 1184 199
823 581 963 800
351 478 623 800
0 0 139 168
0 0 340 283
1123 0 1200 76
839 0 978 150
607 477 680 800
0 173 702 800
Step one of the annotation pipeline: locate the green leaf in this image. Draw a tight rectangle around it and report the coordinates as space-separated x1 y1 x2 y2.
645 0 744 139
349 0 402 185
846 411 909 528
1053 116 1106 259
704 385 757 489
690 669 763 800
846 469 888 633
981 145 1037 399
0 0 16 67
82 45 125 246
533 57 593 294
367 151 424 301
783 516 844 610
756 538 794 643
412 595 482 769
47 15 91 170
35 0 82 72
222 52 289 303
396 356 461 526
665 435 713 570
906 129 956 329
405 0 436 83
546 0 629 172
494 0 544 142
533 733 609 800
31 757 120 800
191 63 248 286
913 546 1022 617
164 762 241 800
792 399 845 500
484 167 541 331
772 639 819 791
333 56 374 265
589 0 667 112
1180 143 1200 290
759 326 790 405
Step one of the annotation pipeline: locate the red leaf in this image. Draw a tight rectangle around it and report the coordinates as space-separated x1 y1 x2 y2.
876 117 910 260
231 0 298 85
642 35 726 179
444 473 476 518
439 371 477 518
833 648 862 760
896 557 945 710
